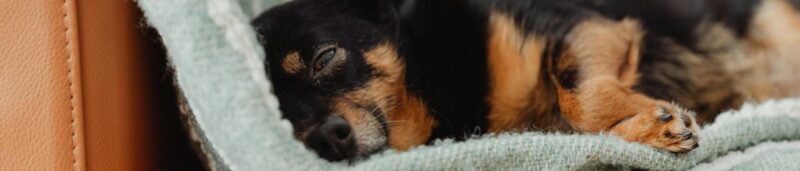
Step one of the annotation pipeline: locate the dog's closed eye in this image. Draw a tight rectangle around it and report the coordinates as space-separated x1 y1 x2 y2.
312 46 347 78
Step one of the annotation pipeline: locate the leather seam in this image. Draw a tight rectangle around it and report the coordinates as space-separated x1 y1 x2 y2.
61 0 78 170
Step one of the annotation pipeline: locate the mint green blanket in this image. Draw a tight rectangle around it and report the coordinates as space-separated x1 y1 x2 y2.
137 0 800 170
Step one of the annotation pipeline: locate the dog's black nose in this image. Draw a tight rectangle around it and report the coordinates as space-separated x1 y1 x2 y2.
306 115 356 161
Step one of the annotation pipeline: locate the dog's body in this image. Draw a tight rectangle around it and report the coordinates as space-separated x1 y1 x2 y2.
253 0 800 161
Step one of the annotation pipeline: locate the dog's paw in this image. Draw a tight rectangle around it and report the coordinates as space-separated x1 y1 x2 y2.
610 102 701 153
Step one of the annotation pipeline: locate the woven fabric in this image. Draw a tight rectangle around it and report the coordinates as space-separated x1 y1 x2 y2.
137 0 800 170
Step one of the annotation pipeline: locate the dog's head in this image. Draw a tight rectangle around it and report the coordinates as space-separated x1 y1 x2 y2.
253 0 408 161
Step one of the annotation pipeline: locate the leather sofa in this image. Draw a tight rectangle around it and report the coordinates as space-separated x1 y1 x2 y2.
1 0 202 170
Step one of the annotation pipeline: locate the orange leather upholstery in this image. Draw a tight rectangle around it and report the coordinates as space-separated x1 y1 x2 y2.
76 0 158 170
1 0 85 170
1 0 199 170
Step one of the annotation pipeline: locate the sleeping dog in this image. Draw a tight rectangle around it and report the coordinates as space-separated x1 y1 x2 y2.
252 0 800 161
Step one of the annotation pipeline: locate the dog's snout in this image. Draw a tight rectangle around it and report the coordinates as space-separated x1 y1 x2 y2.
325 116 354 145
306 115 356 161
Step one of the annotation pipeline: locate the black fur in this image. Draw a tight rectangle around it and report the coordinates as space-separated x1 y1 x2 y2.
791 0 800 9
576 0 762 48
399 0 493 141
254 0 768 161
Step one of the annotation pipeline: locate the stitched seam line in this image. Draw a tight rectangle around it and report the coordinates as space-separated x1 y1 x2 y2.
61 0 78 170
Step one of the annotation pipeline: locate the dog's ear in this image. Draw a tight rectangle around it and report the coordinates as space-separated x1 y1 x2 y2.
614 19 643 87
551 18 644 90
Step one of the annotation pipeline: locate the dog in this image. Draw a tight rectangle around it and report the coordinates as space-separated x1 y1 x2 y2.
252 0 800 161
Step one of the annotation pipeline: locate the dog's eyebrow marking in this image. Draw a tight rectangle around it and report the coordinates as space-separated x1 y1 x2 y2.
282 51 305 74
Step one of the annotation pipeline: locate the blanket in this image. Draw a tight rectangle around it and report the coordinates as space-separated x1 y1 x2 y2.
137 0 800 170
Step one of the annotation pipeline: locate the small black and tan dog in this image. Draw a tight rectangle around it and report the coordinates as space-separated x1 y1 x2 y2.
253 0 800 161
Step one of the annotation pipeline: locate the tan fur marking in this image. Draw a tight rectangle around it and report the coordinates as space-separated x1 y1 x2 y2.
281 51 304 74
335 101 386 155
486 12 556 132
384 94 433 151
746 0 800 97
341 44 435 151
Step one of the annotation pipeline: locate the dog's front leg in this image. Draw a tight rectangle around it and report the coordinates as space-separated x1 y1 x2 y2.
552 18 701 153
